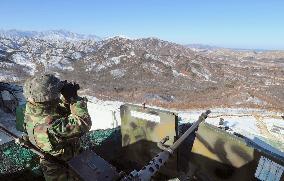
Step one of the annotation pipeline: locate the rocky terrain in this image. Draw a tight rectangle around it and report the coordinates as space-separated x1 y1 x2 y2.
0 30 284 111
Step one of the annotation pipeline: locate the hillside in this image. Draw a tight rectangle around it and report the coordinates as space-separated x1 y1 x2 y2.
0 30 284 111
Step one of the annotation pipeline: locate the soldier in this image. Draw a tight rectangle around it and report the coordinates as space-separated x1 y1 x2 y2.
23 74 92 181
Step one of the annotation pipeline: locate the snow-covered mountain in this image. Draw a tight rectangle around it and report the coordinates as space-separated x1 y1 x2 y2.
0 30 284 111
0 29 101 42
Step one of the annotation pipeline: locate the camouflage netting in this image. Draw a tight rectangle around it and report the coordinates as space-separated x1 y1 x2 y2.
80 128 118 150
0 142 42 180
0 128 119 181
0 124 192 181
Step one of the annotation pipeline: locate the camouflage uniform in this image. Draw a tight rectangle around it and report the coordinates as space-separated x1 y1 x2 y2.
23 74 92 181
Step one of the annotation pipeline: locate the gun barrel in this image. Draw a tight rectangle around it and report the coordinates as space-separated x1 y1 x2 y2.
124 110 211 181
138 151 170 181
171 110 211 151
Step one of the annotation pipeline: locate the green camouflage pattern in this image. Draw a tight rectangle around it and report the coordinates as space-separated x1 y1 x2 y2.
0 128 118 180
23 74 64 103
187 122 284 181
24 96 91 180
120 104 178 147
191 123 254 168
120 104 179 178
16 104 26 132
40 158 79 181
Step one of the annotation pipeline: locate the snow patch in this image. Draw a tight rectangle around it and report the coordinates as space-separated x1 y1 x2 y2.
172 70 188 77
104 35 132 40
95 64 106 72
130 51 135 56
0 62 14 69
86 97 123 130
177 108 284 154
191 66 211 80
263 118 284 139
11 53 36 75
86 62 97 71
246 96 266 105
93 55 125 72
142 63 160 74
48 56 74 71
110 69 126 78
107 55 123 65
0 72 21 82
144 53 158 61
71 52 82 59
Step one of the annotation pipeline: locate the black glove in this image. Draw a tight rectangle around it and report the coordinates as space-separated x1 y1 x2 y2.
60 81 80 102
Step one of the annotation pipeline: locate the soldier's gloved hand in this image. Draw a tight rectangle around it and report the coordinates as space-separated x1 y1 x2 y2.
60 81 80 102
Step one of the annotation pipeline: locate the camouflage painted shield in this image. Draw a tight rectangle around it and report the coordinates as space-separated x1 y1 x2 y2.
120 104 178 147
188 122 284 181
120 104 179 178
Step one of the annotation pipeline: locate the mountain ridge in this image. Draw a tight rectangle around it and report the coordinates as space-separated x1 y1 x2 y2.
0 29 101 42
0 30 283 111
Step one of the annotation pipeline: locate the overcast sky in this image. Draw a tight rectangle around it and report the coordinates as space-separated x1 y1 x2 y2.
1 0 284 50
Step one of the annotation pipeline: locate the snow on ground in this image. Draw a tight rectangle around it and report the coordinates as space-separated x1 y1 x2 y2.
130 51 135 56
0 95 283 157
86 96 123 130
142 62 161 74
11 53 36 75
88 55 125 72
48 56 74 71
104 35 132 40
85 98 284 156
0 72 21 82
172 69 188 78
144 53 159 61
191 66 211 80
110 69 126 79
177 109 284 157
108 56 122 65
71 52 82 59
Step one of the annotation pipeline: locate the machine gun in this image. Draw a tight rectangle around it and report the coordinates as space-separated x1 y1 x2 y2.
122 110 211 181
64 110 211 181
0 110 210 181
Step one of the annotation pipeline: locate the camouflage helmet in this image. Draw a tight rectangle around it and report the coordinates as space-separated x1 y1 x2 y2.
23 74 64 102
